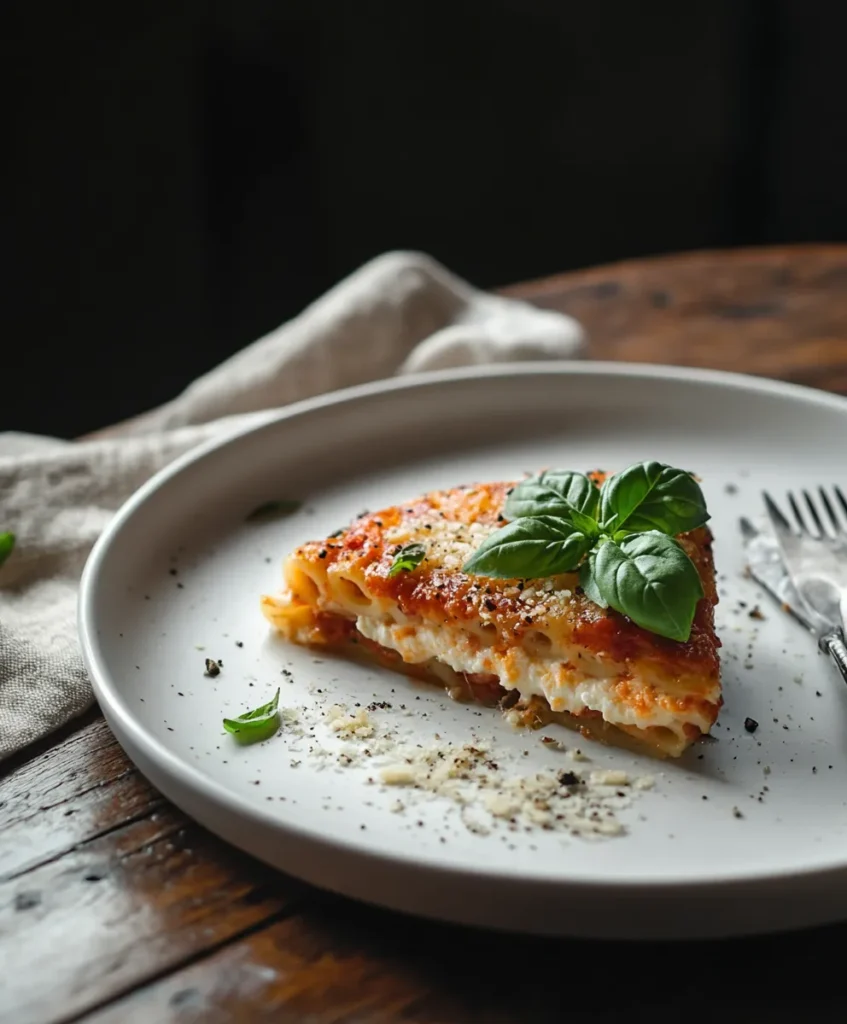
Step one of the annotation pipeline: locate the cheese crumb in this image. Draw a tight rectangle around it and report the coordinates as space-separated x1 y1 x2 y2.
380 765 418 785
593 819 625 837
484 793 519 818
327 705 374 738
589 769 630 786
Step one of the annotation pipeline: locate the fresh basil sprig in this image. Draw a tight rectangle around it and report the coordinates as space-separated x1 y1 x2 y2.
462 462 709 642
223 688 281 744
388 542 426 577
0 532 15 569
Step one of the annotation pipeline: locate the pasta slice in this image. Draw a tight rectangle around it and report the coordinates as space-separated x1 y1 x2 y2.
262 479 721 758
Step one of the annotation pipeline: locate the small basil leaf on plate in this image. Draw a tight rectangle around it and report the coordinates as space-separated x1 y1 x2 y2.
599 461 709 536
589 531 704 642
223 687 282 744
0 532 15 568
504 471 600 524
246 500 302 522
388 542 427 577
463 515 594 579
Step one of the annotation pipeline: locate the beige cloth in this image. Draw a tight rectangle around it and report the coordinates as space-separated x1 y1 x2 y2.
0 251 585 759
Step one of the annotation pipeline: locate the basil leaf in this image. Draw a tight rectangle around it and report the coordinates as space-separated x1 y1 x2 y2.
599 461 709 536
223 687 281 744
504 471 600 524
587 532 704 642
388 542 426 577
0 532 15 568
246 500 302 522
566 507 601 540
234 689 280 720
578 551 607 608
463 515 594 579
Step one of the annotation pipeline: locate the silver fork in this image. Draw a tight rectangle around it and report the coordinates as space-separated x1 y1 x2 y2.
763 486 847 684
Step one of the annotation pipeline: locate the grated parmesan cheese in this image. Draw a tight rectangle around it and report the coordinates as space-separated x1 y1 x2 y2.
327 705 374 737
589 769 631 786
380 765 418 785
265 697 657 842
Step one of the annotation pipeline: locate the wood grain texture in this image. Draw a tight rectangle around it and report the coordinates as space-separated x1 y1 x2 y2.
0 717 306 1024
503 244 847 393
83 896 847 1024
7 245 847 1023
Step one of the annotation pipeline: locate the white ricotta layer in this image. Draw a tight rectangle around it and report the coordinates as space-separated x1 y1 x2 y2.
355 617 715 736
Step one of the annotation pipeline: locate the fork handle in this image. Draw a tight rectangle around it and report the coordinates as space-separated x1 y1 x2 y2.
819 628 847 687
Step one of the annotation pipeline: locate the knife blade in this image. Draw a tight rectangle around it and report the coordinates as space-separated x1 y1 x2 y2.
738 516 815 632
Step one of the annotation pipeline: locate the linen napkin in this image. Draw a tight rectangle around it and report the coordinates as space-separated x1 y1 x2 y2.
0 251 585 760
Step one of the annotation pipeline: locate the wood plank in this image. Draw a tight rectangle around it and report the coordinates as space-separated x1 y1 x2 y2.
83 908 436 1024
0 717 308 1024
82 895 847 1024
0 805 307 1024
504 245 847 394
0 717 161 879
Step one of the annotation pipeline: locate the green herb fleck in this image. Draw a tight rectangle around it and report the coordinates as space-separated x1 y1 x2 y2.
223 688 281 744
0 533 15 569
388 542 427 577
246 500 302 522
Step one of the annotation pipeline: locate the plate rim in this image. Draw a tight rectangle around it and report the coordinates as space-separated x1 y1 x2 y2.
78 361 847 905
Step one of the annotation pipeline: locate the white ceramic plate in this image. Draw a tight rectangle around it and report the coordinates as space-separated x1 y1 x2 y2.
79 363 847 939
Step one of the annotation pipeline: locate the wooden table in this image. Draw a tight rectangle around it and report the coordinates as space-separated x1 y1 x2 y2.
4 245 847 1024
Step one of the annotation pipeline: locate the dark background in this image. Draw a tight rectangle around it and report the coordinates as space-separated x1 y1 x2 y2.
6 1 847 437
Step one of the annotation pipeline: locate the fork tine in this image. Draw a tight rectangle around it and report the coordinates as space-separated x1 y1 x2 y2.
763 491 794 537
836 485 847 524
819 488 842 535
803 490 826 536
739 516 759 541
788 492 809 534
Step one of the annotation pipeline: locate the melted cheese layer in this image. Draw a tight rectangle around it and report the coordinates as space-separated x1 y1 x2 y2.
355 617 718 737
